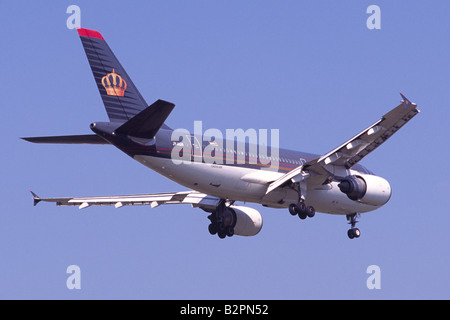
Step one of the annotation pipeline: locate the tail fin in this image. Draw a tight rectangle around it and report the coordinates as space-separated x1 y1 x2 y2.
77 28 148 123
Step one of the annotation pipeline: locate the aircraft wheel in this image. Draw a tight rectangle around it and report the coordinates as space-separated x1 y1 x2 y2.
218 229 227 239
226 226 234 237
306 206 315 218
208 223 217 235
288 204 297 216
347 228 361 239
295 202 306 219
347 229 354 239
295 202 306 214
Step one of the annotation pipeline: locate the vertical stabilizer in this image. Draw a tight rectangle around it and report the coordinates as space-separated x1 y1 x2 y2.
77 28 148 123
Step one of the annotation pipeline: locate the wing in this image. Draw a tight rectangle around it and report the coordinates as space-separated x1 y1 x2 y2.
266 94 420 193
312 94 419 170
31 190 220 212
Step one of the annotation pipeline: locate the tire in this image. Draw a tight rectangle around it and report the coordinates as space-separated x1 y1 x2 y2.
289 204 297 216
226 226 234 237
298 211 307 220
306 206 315 218
208 223 217 235
348 228 361 239
218 230 227 239
295 202 306 214
347 229 355 239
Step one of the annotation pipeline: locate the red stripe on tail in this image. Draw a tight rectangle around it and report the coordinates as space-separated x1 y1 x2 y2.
77 28 104 40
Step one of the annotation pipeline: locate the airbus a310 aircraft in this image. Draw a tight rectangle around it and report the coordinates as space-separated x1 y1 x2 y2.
23 28 420 239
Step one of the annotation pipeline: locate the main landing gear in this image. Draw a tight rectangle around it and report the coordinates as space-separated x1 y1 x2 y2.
207 199 236 239
288 202 315 220
346 213 361 239
288 182 315 220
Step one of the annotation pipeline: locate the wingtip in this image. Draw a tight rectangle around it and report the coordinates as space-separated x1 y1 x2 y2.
21 137 34 143
30 191 41 206
399 92 416 108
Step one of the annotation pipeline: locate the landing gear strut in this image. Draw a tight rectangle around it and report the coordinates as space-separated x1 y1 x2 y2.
207 199 236 239
346 213 361 239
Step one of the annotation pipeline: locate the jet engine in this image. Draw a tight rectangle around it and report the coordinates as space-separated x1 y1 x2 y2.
231 205 263 237
338 174 391 206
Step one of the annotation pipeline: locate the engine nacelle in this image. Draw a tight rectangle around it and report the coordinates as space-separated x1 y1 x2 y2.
338 174 391 206
229 205 263 237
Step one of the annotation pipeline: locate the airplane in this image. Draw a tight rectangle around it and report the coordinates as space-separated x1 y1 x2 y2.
23 28 420 240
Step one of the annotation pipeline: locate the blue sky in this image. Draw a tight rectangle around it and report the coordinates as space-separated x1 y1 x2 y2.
1 1 449 299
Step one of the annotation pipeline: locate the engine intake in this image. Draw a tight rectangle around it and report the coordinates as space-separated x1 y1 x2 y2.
338 176 367 201
338 174 391 206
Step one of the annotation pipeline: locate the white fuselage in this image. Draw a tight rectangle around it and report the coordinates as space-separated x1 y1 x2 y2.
134 154 387 215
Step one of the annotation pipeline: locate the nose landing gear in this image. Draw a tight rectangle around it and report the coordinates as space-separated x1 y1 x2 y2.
346 213 361 239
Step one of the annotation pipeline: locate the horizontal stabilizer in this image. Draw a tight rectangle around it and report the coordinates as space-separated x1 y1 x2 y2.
115 99 175 139
21 134 110 145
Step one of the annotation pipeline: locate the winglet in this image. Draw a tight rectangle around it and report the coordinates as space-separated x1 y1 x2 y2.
30 191 41 206
400 92 412 108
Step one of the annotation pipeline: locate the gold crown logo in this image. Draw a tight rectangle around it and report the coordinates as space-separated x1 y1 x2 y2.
101 69 127 97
